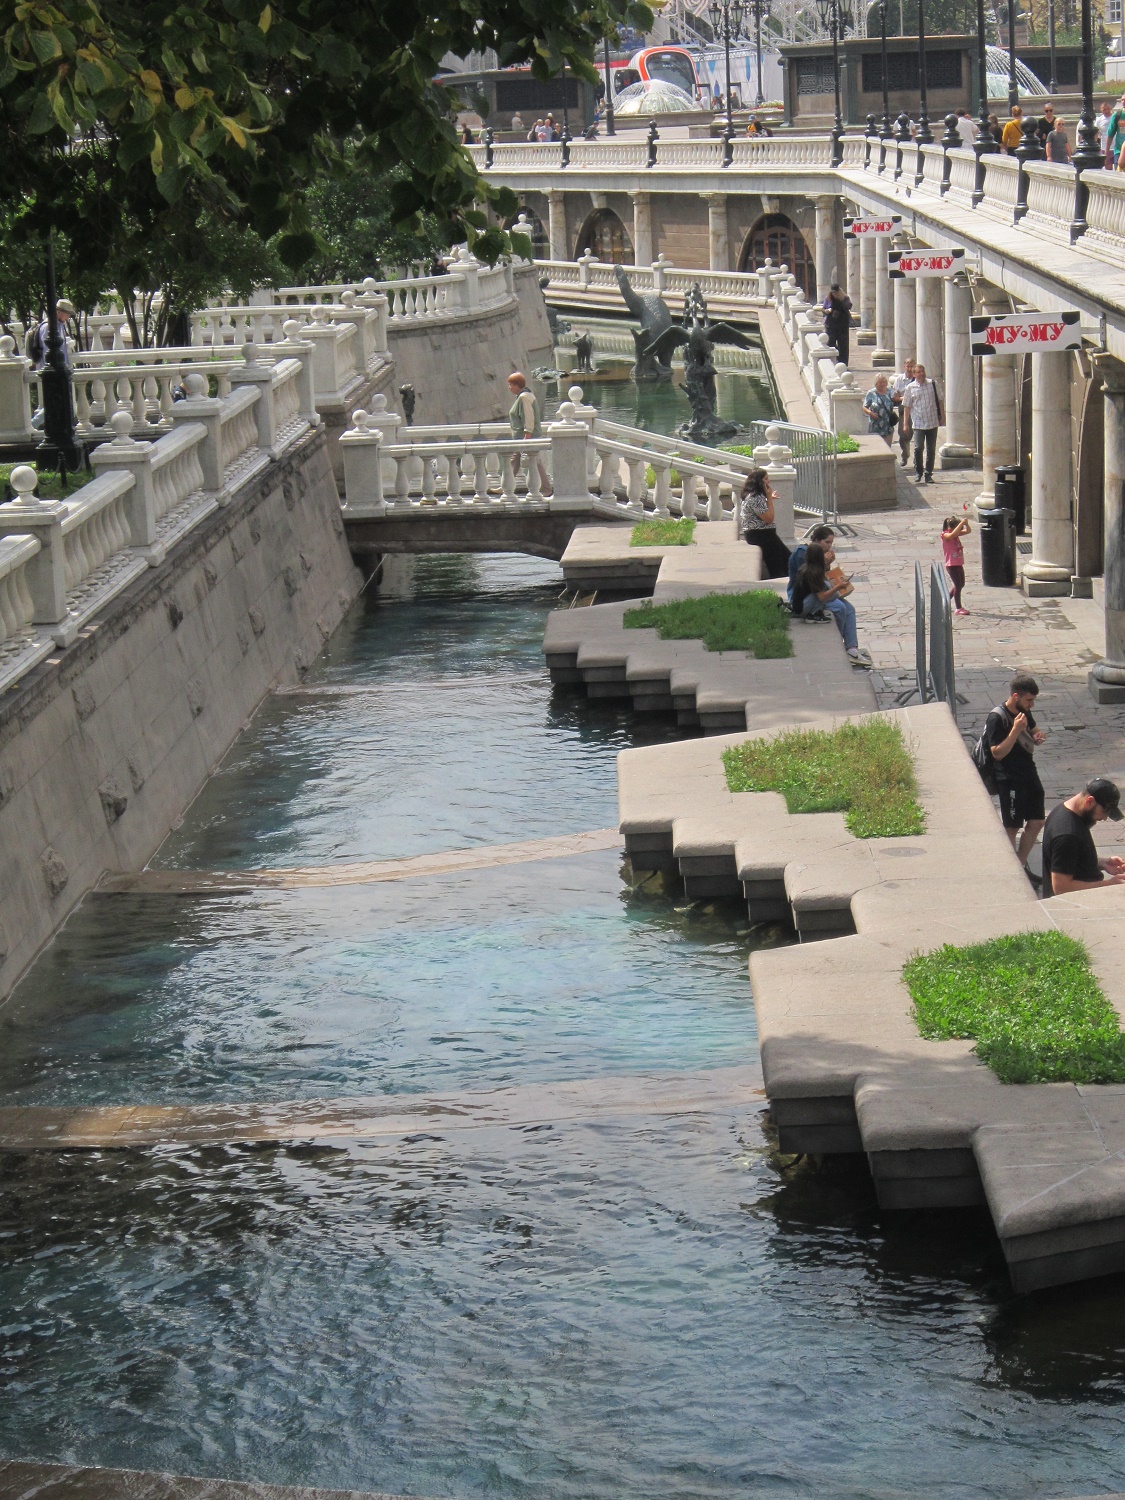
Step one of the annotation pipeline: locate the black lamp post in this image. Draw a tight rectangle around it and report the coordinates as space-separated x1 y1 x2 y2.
38 235 80 483
1070 0 1100 241
972 0 998 205
746 0 771 107
815 0 846 168
916 0 933 148
603 34 616 135
709 0 746 139
879 0 891 136
1007 0 1019 112
1048 0 1058 92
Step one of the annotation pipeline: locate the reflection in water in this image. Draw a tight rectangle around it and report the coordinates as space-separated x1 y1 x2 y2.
4 554 1125 1496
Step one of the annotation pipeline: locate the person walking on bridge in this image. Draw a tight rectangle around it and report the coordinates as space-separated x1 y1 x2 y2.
821 284 852 370
507 372 552 496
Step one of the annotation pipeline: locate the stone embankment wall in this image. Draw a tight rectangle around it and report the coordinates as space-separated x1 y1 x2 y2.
0 428 362 998
385 266 554 426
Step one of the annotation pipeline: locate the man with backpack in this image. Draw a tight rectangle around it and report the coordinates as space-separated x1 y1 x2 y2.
974 673 1046 867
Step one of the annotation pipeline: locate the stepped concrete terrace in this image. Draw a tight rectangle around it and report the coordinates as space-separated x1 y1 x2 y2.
546 522 876 735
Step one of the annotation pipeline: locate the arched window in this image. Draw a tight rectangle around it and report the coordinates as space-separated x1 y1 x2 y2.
508 207 548 258
739 214 814 299
575 209 633 265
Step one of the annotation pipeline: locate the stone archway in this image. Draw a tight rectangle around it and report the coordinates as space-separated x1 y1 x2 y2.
508 206 548 258
575 208 633 265
738 214 815 299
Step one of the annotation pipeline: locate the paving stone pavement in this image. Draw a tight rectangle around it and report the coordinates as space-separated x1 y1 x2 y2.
831 457 1125 855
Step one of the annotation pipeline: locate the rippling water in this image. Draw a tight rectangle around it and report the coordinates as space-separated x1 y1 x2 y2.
3 554 1125 1498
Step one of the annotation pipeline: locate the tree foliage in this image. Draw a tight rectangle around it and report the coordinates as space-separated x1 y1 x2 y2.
1 0 652 276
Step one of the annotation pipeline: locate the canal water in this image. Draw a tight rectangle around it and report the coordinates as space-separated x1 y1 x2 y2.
3 554 1125 1499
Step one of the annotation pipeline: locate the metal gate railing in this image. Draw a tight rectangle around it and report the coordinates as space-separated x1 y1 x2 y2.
748 420 838 525
896 560 965 717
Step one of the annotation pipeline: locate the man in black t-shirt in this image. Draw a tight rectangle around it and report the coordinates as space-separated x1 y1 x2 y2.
984 673 1047 865
1041 778 1125 897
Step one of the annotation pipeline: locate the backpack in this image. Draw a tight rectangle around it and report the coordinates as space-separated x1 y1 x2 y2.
971 706 1010 795
23 321 43 367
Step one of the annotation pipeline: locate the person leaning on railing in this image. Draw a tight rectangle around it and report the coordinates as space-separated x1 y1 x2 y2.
506 372 553 496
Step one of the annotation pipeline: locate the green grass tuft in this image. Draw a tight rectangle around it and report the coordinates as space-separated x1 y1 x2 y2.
904 931 1125 1085
0 461 91 502
722 717 924 838
630 517 696 547
624 589 792 657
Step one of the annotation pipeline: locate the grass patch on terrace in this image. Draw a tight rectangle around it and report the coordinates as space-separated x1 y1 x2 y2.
631 517 695 547
624 588 792 658
905 931 1125 1085
722 717 924 838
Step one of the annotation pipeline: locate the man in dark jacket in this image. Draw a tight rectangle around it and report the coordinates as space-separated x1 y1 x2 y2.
821 284 852 369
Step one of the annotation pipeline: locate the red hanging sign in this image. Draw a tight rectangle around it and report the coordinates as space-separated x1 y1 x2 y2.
888 247 966 278
843 215 902 239
969 309 1082 355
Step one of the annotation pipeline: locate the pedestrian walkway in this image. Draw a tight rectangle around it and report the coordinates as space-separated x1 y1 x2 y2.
829 457 1125 852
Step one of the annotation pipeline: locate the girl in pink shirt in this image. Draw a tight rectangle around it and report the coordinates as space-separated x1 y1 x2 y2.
942 515 971 614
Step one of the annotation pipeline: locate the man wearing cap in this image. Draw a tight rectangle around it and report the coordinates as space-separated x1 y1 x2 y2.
1040 779 1125 897
32 298 74 370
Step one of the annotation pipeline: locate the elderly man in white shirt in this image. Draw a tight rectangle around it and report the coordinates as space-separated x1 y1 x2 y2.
955 110 978 146
903 362 943 483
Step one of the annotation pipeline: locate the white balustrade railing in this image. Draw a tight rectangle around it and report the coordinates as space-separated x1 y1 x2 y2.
381 435 552 505
946 148 978 205
1024 160 1081 236
219 385 262 478
979 153 1020 217
0 533 38 650
1082 169 1125 255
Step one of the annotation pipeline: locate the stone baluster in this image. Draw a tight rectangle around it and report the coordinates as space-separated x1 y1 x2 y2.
1089 356 1125 700
0 336 34 440
651 251 670 292
452 248 481 309
939 273 975 469
652 459 672 518
577 249 597 288
755 258 775 300
278 321 321 426
89 411 165 562
810 336 840 397
230 342 275 455
1023 351 1073 595
169 371 224 493
0 466 73 641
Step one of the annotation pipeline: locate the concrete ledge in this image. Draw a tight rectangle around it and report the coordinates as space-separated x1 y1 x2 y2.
836 435 898 512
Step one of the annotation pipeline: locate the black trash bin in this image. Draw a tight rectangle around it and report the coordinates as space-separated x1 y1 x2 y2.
979 506 1016 587
994 465 1026 534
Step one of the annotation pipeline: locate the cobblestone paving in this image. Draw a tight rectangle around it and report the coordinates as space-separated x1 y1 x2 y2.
831 454 1125 853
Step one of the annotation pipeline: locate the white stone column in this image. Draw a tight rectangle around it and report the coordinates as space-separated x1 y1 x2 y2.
547 190 567 260
1090 357 1125 700
939 273 975 469
857 234 876 344
893 272 917 372
1023 351 1073 596
845 236 860 306
975 290 1018 511
873 233 894 367
632 191 653 268
814 196 836 300
915 278 943 384
704 193 729 272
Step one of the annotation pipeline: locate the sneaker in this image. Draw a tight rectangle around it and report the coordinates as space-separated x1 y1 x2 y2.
900 455 909 467
847 648 872 668
914 471 924 481
955 607 970 616
923 474 934 484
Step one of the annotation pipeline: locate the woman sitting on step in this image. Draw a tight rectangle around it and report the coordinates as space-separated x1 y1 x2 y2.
790 542 870 666
738 467 792 579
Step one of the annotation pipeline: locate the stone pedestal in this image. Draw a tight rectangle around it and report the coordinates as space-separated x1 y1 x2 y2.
814 196 836 300
915 279 943 384
893 271 916 373
1090 358 1125 699
857 235 876 345
1023 352 1074 597
873 235 895 367
705 194 729 272
940 273 976 469
632 192 653 268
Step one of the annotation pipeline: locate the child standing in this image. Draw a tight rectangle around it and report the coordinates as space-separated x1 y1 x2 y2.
942 514 971 615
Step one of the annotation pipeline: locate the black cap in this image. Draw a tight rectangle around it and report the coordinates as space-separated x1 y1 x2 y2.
1086 777 1124 820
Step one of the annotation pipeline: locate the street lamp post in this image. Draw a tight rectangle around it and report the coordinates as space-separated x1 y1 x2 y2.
709 0 746 140
746 0 771 107
972 0 998 205
1007 0 1019 112
602 34 616 135
1048 0 1058 92
1070 0 1101 241
916 0 933 158
815 0 846 168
